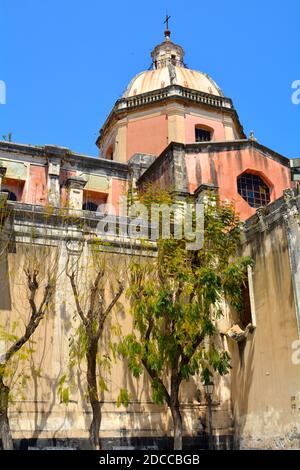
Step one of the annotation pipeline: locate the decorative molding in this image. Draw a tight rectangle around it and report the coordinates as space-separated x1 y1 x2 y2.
256 207 268 232
0 141 129 180
96 84 246 148
283 188 300 227
137 140 290 193
65 176 87 190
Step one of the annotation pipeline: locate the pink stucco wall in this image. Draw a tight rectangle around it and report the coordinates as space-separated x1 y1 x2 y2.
185 115 226 143
185 147 291 219
28 166 48 205
59 169 77 207
127 114 168 160
2 177 25 202
14 165 126 214
109 178 127 214
83 190 107 208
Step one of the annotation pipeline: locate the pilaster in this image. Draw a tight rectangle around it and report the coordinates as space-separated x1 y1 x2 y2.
65 176 87 211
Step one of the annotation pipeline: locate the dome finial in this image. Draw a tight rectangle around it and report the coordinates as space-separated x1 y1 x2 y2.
151 13 184 69
164 11 171 40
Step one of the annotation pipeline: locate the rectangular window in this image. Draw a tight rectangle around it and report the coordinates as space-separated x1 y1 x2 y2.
195 128 211 142
241 265 257 328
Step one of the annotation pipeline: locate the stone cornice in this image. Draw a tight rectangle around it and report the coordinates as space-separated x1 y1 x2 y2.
65 176 87 190
4 202 157 256
184 140 291 166
0 141 128 179
137 140 291 187
242 188 300 241
96 85 246 147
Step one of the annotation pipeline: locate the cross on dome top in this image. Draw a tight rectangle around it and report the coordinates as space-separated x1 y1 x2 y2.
164 12 171 39
151 14 185 69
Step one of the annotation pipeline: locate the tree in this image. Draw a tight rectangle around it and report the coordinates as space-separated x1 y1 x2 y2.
118 190 252 450
0 247 57 449
65 247 124 450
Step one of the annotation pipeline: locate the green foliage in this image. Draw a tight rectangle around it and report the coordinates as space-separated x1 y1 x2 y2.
0 322 38 403
117 335 143 378
151 379 167 405
223 256 254 312
58 374 70 404
116 388 131 408
98 377 108 393
59 322 117 404
68 324 89 367
119 188 253 406
0 325 19 344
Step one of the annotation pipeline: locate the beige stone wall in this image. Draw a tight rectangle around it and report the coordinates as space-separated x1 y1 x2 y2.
229 221 300 449
0 239 232 444
3 208 299 448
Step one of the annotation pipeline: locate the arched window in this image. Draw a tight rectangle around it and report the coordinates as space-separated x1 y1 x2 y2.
82 201 98 212
195 125 212 142
106 145 113 161
2 189 17 201
237 173 270 208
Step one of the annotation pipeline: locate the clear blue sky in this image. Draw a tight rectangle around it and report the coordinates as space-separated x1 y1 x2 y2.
0 0 299 157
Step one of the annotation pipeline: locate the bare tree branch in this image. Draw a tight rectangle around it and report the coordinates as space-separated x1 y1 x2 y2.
67 271 88 328
5 277 54 364
96 281 124 339
88 270 105 321
24 267 38 318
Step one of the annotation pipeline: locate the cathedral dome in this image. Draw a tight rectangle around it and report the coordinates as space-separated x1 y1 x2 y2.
123 66 224 98
123 28 224 98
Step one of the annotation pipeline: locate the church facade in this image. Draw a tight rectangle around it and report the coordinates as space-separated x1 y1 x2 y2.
0 28 300 449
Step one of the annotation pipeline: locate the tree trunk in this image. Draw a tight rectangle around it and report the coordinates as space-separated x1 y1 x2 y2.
170 402 183 450
86 338 101 450
170 372 182 450
0 376 13 450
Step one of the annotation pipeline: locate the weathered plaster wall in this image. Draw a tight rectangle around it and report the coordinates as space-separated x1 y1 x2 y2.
2 177 25 202
229 213 300 449
185 146 291 219
0 143 128 216
138 142 291 221
184 111 226 142
127 113 168 161
107 178 127 214
28 165 48 205
0 231 232 448
101 102 241 164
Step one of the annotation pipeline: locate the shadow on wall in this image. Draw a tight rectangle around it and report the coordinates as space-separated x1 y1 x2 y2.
229 332 255 449
30 299 67 446
0 249 12 310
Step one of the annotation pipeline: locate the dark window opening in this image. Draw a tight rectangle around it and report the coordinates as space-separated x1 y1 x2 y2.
82 201 98 212
195 127 211 142
2 189 17 201
237 173 270 208
238 279 253 366
240 279 252 329
106 146 114 161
